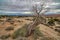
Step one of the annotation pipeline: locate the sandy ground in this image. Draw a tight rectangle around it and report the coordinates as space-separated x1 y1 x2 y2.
0 17 60 40
0 17 33 35
38 24 60 40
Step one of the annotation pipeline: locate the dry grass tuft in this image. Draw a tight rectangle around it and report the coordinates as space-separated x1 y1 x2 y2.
12 24 43 40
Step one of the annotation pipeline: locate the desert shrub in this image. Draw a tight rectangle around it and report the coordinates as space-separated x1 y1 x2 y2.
40 37 56 40
56 20 60 24
17 20 23 22
54 19 59 21
55 26 60 28
10 21 14 24
5 26 14 31
0 16 2 18
12 24 43 39
53 19 60 24
0 34 10 39
57 22 60 25
14 37 28 40
12 24 28 39
6 18 12 21
47 21 55 26
6 18 14 24
25 19 30 20
47 17 55 26
0 20 4 22
55 29 60 33
25 18 32 21
57 20 60 22
47 18 55 26
33 27 43 40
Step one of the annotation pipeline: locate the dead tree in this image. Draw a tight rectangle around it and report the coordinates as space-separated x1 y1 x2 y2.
26 1 50 37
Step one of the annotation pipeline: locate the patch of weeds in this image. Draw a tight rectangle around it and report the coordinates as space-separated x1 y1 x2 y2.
12 24 29 39
17 20 23 22
6 18 14 24
15 37 28 40
0 34 10 39
12 24 43 40
25 18 32 21
55 29 60 33
54 19 59 21
47 20 55 26
6 18 12 22
47 17 55 26
55 26 60 28
33 27 43 40
0 20 4 22
25 19 30 20
56 21 60 25
5 26 14 31
40 37 56 40
53 19 60 24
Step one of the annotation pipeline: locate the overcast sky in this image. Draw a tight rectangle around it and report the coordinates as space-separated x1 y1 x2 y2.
0 0 60 15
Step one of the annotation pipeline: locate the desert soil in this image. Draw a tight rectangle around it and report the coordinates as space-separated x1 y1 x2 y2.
0 17 60 40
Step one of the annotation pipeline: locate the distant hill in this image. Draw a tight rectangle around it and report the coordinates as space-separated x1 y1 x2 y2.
0 13 60 17
44 14 60 17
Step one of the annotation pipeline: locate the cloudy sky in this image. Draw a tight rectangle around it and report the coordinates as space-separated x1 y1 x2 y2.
0 0 60 15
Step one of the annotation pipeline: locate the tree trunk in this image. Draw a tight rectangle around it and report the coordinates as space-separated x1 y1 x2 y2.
26 16 46 37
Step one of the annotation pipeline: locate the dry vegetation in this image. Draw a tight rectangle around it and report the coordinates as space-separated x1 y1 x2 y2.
0 16 60 40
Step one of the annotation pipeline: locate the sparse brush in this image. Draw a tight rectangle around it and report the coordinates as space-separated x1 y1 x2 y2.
33 27 43 40
53 19 60 24
54 19 59 21
55 26 60 28
56 20 60 24
55 29 60 33
12 24 43 40
14 37 28 40
0 34 10 39
40 37 56 40
6 18 12 21
5 26 14 31
47 18 55 26
12 24 28 39
25 18 32 21
0 20 4 22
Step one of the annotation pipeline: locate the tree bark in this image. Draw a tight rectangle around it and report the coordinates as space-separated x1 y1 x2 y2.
26 16 46 37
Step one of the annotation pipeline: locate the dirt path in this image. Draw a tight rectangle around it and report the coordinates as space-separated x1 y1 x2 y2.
39 24 60 40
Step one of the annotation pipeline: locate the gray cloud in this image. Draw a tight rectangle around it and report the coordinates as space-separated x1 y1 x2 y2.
0 0 60 15
53 0 60 3
47 4 60 9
